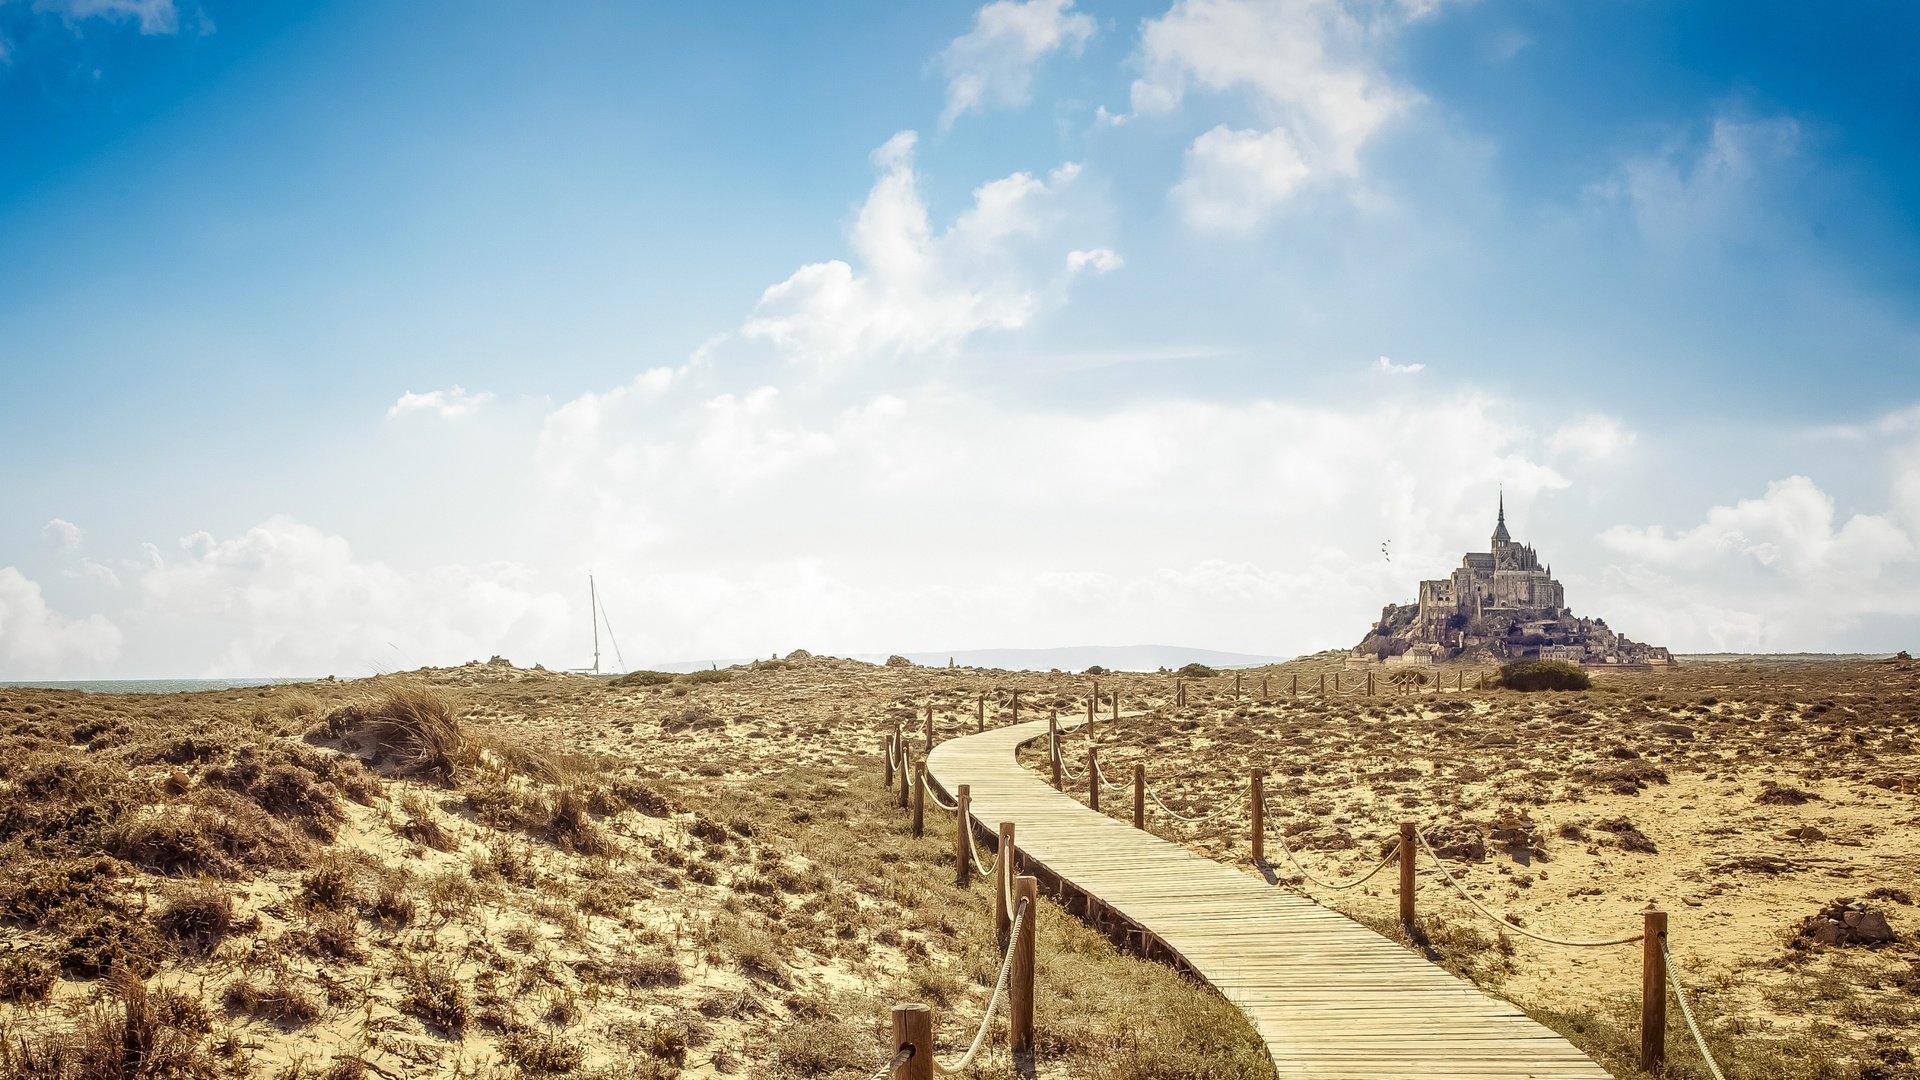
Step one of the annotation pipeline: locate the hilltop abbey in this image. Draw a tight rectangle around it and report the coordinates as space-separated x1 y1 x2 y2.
1352 495 1672 667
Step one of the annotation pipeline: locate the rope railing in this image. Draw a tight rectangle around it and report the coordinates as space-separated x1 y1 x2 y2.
1052 737 1085 782
865 1046 914 1080
930 898 1030 1075
1144 777 1218 822
1270 829 1402 892
969 832 999 879
923 771 960 813
1663 939 1730 1080
1414 832 1646 948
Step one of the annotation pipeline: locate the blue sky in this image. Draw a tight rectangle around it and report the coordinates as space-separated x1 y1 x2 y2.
3 0 1918 677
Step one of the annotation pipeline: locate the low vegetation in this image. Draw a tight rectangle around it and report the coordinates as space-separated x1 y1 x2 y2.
0 659 1280 1078
1026 654 1920 1080
1495 658 1592 691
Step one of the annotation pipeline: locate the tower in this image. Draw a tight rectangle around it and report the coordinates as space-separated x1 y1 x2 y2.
1492 489 1510 544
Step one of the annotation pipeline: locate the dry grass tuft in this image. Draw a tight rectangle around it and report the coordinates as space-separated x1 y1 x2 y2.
322 686 463 783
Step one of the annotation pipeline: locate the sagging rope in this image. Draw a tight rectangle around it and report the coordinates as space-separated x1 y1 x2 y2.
1145 778 1217 823
1272 831 1402 892
864 1045 913 1080
1664 939 1731 1080
922 772 959 813
969 831 999 878
1415 832 1645 948
932 898 1031 1075
1051 734 1086 782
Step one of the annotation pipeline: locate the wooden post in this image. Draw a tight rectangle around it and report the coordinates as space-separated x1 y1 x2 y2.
1234 671 1242 699
1262 677 1269 701
1640 908 1668 1073
1010 875 1038 1060
924 704 933 753
1367 670 1375 696
1111 691 1118 722
1250 772 1265 864
995 822 1016 948
1049 722 1062 791
911 762 925 838
1478 672 1486 691
898 745 911 809
1398 822 1417 932
1087 747 1099 811
977 691 984 733
955 785 971 886
1133 763 1145 829
1011 689 1020 726
1317 673 1324 695
1335 672 1342 692
891 1002 933 1080
1291 673 1298 697
883 735 895 788
1176 679 1184 706
1086 694 1095 738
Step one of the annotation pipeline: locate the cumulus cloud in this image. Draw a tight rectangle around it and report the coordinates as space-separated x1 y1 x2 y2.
1132 0 1437 227
741 132 1095 370
939 0 1095 128
1595 473 1919 650
1172 125 1312 229
387 385 495 419
43 518 82 549
0 567 122 676
1373 355 1423 375
1065 247 1123 274
132 517 572 677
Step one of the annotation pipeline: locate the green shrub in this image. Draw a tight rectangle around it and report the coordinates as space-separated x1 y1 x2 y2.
611 670 674 687
1495 660 1591 692
1176 663 1218 679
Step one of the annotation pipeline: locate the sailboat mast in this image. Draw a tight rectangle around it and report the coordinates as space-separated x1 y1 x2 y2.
589 574 601 675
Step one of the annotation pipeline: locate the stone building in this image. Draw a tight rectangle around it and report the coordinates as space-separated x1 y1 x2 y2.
1353 495 1672 667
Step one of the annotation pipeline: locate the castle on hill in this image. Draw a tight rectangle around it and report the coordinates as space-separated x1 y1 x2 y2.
1352 494 1672 667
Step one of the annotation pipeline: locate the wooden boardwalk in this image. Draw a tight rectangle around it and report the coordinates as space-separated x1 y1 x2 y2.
926 717 1614 1080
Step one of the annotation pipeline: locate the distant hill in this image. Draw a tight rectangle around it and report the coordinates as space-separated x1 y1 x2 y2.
869 645 1289 672
645 645 1289 674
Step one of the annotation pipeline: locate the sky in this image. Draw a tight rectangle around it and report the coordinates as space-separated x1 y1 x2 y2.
3 0 1918 678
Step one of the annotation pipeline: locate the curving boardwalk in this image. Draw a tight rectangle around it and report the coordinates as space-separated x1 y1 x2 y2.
926 717 1613 1080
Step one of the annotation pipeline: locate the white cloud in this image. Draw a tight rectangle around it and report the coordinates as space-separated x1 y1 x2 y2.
1588 113 1802 250
132 517 572 677
939 0 1095 128
66 560 122 589
1549 414 1636 461
1132 0 1438 226
1065 247 1123 274
43 518 82 549
1595 473 1919 650
387 385 495 420
531 377 1575 659
1172 125 1311 230
0 566 122 677
741 132 1095 370
1373 355 1423 375
39 0 177 34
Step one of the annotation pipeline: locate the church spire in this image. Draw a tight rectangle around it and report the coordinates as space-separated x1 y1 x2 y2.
1492 488 1511 542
